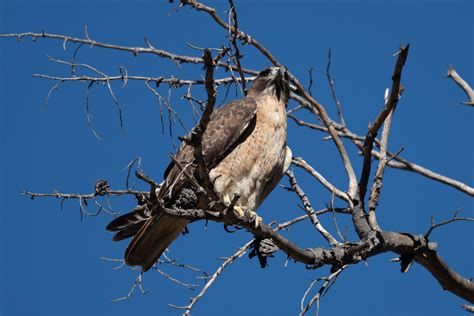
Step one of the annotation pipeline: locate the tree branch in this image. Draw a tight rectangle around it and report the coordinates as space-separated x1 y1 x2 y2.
326 48 346 127
447 66 474 106
183 49 229 203
33 73 255 87
227 0 247 95
358 45 409 202
425 212 474 239
367 88 396 230
414 249 474 303
286 170 340 246
171 240 254 315
300 265 348 316
291 157 350 203
0 32 257 74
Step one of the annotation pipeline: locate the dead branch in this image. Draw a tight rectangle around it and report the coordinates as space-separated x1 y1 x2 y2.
22 188 145 200
286 170 340 246
182 49 228 202
326 48 346 127
0 32 257 75
414 249 474 303
383 153 474 196
227 0 247 95
33 73 255 87
425 212 474 239
330 193 347 242
358 45 409 203
170 240 254 315
275 207 351 231
104 255 204 299
367 88 395 230
179 0 277 65
447 66 474 106
307 67 314 96
300 265 348 316
153 267 199 290
291 157 349 203
110 273 149 303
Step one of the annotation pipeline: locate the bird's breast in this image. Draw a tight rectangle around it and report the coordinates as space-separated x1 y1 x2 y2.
210 95 287 211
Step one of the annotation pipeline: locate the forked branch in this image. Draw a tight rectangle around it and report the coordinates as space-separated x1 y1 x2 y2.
358 44 409 202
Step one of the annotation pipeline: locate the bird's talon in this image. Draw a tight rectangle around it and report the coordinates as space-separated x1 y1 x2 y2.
245 209 262 228
223 194 232 205
233 205 246 219
223 194 261 228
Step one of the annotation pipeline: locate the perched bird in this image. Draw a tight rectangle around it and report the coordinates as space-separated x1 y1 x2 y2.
106 66 292 271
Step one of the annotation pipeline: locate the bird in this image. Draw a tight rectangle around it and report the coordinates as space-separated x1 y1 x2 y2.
106 66 292 272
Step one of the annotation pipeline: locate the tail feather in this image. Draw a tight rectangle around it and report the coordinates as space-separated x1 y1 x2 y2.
106 205 152 242
125 215 189 271
106 162 191 271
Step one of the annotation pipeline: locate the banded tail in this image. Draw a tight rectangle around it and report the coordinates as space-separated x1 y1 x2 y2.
106 205 188 271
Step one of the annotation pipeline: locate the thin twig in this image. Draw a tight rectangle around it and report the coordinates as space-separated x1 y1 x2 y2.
47 55 126 133
85 80 101 140
228 0 247 95
307 67 314 96
291 157 349 203
286 170 340 246
300 265 348 316
326 48 346 126
110 273 149 303
330 192 346 242
33 73 255 87
425 211 474 239
153 267 199 290
275 206 351 231
44 81 63 107
170 240 254 315
22 189 144 199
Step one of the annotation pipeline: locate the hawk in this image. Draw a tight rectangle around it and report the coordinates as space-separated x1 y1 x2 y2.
106 66 292 271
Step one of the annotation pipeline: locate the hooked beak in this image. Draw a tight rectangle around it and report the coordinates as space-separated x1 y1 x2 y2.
274 66 289 102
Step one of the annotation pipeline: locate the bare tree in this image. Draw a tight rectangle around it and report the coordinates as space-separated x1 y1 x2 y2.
2 1 473 315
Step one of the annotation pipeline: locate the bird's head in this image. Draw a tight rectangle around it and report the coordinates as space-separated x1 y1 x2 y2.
248 66 290 103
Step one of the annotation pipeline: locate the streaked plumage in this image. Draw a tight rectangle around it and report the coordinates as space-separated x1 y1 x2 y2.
107 66 291 271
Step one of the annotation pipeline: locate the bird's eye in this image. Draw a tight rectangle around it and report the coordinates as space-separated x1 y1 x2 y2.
260 69 270 77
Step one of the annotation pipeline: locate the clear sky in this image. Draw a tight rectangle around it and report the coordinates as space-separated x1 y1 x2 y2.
1 0 473 315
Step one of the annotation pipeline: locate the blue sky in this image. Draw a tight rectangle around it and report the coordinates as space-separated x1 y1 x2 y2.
1 0 473 315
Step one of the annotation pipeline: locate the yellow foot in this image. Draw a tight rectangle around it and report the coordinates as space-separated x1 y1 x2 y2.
222 194 262 228
233 205 246 218
246 209 262 228
223 193 232 205
234 206 262 229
